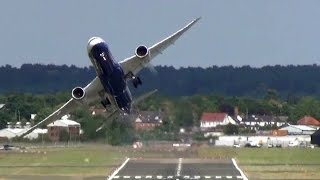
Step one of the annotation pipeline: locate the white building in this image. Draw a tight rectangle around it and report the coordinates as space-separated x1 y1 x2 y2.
200 112 236 129
242 115 287 128
0 128 47 140
215 135 311 147
280 125 316 135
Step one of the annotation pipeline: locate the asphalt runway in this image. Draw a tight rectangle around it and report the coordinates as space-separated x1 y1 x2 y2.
108 158 248 180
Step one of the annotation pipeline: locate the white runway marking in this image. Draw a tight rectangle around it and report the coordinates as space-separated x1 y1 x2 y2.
111 175 246 179
107 158 130 180
176 158 183 176
232 158 248 180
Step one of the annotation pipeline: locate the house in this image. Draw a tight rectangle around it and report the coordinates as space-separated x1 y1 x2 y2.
134 111 163 131
200 112 236 129
297 116 320 127
0 104 5 110
279 125 316 135
47 117 80 141
242 115 287 129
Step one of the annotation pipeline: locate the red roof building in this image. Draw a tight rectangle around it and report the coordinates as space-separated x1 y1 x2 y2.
297 116 320 126
201 112 227 122
200 112 235 129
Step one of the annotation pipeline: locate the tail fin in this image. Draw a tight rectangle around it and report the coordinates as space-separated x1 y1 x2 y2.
96 89 158 132
132 89 158 106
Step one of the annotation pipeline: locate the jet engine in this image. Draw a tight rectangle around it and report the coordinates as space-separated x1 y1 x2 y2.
135 45 149 58
72 87 85 100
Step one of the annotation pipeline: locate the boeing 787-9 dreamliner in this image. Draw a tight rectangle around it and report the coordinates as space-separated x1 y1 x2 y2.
19 18 200 137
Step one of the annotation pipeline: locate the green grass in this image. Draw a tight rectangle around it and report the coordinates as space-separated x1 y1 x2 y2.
197 146 320 179
0 145 124 177
0 144 320 179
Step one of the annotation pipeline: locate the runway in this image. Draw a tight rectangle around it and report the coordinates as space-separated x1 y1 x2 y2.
108 158 248 180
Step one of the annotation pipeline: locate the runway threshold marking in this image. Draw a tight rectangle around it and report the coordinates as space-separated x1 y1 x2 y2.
107 157 130 180
110 175 243 179
232 158 248 180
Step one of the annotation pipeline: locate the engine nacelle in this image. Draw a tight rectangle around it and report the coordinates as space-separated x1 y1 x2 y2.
72 87 85 100
135 45 149 58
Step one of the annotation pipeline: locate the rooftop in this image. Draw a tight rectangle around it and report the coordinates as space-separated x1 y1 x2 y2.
297 116 320 126
200 112 227 122
281 125 316 131
47 119 80 127
135 111 163 123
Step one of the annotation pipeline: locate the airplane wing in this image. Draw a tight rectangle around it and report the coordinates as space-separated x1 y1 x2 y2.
119 17 201 76
18 76 104 138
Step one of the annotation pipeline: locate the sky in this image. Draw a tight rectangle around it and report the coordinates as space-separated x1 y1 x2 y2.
1 0 320 68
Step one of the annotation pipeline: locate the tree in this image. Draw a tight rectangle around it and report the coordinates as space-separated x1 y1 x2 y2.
223 123 239 135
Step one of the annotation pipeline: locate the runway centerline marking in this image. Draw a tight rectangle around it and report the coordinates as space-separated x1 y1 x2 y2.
176 158 183 176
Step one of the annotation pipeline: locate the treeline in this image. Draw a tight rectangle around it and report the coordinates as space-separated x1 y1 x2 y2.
1 90 320 129
1 91 320 144
1 64 320 97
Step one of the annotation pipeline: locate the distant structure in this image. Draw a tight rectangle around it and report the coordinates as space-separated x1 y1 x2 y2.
47 116 80 141
134 111 163 131
200 112 236 129
90 107 107 116
241 115 288 130
297 116 320 127
0 124 47 140
0 104 5 110
279 125 317 135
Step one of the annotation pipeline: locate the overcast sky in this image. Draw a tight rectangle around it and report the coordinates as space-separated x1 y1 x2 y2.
1 0 320 68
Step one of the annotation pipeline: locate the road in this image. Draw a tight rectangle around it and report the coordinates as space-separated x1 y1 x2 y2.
108 158 248 180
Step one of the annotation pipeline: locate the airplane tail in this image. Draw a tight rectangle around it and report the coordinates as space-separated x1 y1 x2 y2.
95 89 158 132
132 89 158 106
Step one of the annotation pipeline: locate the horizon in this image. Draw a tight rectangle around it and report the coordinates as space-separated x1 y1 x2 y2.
2 62 320 70
1 1 320 68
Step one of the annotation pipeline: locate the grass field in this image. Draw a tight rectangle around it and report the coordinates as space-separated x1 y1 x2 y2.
197 146 320 179
0 144 319 179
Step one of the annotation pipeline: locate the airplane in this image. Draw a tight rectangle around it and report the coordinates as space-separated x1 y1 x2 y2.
18 17 200 138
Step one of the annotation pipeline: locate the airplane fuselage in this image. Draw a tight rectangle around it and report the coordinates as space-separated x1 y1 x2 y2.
87 37 132 113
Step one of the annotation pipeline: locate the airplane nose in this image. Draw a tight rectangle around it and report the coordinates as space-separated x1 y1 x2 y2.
87 37 104 53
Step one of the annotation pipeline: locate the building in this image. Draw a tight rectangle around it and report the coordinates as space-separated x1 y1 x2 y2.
311 129 320 146
0 128 47 140
279 125 316 135
90 107 107 116
134 111 163 131
200 112 236 129
47 118 80 141
242 115 287 129
0 104 5 110
297 116 320 127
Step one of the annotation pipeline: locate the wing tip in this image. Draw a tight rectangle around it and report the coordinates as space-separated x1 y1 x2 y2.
195 17 202 22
